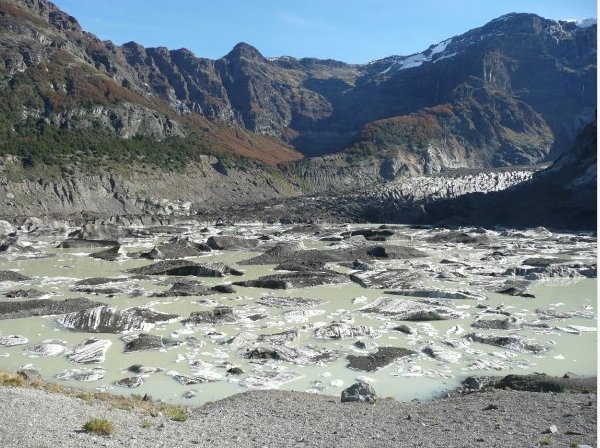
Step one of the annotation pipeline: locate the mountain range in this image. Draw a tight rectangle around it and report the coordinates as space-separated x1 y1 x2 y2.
0 0 596 226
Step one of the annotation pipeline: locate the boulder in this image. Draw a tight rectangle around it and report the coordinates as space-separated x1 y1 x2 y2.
346 347 416 371
341 381 377 404
17 368 42 382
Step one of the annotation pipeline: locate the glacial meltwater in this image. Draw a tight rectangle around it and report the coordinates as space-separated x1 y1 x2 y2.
0 223 596 405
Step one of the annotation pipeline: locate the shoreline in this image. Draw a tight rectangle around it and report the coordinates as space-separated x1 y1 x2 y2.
0 377 596 448
0 370 596 447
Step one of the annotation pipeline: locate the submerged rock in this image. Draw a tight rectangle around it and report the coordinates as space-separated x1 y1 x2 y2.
234 270 348 289
314 322 371 339
346 347 416 371
57 305 178 333
359 297 468 321
341 381 377 403
466 333 547 353
68 338 112 363
128 260 243 277
0 298 103 320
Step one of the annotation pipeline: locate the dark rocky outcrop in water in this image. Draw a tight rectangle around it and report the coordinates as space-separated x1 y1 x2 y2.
122 333 181 352
138 237 212 259
0 271 31 282
186 306 238 324
127 260 243 277
466 333 547 353
233 271 348 289
0 298 103 320
206 236 260 251
4 289 45 299
346 347 416 371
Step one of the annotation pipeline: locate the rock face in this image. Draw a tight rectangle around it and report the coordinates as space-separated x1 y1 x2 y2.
57 306 178 333
0 1 595 220
139 237 211 259
412 120 597 229
341 382 377 404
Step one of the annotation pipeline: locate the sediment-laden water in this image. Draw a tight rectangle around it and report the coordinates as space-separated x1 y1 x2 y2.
0 223 596 405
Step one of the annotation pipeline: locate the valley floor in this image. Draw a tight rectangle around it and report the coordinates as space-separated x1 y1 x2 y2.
0 385 596 448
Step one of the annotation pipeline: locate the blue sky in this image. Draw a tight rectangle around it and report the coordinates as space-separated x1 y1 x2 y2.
52 0 596 63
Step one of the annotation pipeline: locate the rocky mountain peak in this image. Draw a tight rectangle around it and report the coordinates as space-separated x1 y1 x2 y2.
224 42 266 62
5 0 81 32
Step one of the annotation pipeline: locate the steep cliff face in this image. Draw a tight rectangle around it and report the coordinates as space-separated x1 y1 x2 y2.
411 119 597 229
2 0 594 169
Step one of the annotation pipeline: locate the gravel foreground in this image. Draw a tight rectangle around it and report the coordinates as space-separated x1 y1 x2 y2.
0 386 596 448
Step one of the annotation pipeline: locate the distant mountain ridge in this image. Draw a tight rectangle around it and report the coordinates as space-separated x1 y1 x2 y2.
0 0 596 222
